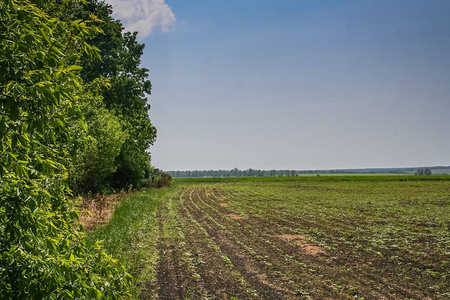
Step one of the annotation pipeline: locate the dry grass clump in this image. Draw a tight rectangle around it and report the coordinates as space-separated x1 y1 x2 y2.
79 190 128 232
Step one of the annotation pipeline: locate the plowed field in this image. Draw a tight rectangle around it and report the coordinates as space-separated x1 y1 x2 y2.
139 180 450 299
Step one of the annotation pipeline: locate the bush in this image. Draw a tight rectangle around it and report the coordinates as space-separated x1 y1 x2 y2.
69 102 127 194
158 173 172 188
147 172 172 188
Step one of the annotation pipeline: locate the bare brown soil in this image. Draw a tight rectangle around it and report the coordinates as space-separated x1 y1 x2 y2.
226 213 245 220
272 234 326 256
141 184 449 299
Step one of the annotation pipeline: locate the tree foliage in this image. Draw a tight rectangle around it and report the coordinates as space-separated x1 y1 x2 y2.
0 0 131 297
77 1 157 191
68 80 127 193
415 168 432 176
30 0 157 193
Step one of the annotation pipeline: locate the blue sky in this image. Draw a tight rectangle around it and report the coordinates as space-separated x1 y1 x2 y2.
108 0 450 171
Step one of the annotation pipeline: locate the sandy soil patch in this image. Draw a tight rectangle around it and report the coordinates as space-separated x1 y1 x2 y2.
275 234 326 255
225 213 245 220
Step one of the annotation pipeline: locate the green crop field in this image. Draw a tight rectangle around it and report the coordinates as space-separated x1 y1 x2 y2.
90 176 450 299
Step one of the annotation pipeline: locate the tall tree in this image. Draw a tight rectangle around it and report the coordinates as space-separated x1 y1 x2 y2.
78 1 157 189
32 0 157 192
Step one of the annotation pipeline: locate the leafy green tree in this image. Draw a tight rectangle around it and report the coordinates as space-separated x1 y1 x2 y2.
69 104 127 193
75 1 157 190
31 0 156 192
68 82 127 193
0 1 131 297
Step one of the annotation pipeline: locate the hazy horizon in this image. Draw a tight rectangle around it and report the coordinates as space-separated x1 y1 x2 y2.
106 0 450 171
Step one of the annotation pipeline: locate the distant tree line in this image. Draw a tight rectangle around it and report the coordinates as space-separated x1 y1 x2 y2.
415 168 432 176
168 166 447 178
169 168 298 178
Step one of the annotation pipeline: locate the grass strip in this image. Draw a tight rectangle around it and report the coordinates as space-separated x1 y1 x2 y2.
86 187 174 297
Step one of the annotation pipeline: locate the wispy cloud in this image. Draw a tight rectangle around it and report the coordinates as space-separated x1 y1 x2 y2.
106 0 175 38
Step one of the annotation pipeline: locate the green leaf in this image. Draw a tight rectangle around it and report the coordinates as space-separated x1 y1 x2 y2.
52 118 65 128
39 28 51 44
78 119 87 131
50 45 64 57
35 154 42 163
18 135 29 148
66 65 83 72
64 290 74 298
94 287 102 299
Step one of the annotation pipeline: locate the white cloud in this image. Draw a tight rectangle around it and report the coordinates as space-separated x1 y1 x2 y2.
105 0 175 38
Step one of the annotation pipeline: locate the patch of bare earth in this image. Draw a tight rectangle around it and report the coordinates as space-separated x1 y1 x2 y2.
274 234 326 256
79 191 127 232
226 213 245 220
